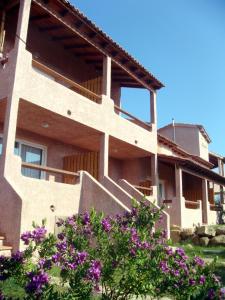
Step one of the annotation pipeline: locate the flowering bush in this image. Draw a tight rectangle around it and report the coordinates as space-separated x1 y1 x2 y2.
0 200 224 299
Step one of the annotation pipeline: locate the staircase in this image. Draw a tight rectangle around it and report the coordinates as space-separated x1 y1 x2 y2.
0 235 12 257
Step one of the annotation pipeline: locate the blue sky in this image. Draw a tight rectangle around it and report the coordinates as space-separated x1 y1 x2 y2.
72 0 225 155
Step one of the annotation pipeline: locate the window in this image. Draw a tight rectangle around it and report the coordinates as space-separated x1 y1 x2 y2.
0 137 46 179
0 137 2 155
21 144 43 179
158 180 165 205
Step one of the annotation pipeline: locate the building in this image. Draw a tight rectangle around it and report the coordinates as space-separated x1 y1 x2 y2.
0 0 224 253
158 123 225 228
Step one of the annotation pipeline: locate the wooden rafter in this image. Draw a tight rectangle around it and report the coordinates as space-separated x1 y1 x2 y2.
52 35 74 41
30 13 51 21
39 25 64 32
64 44 90 49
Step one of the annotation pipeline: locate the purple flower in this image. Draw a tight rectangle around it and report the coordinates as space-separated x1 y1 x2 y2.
57 232 65 240
11 251 24 263
207 289 216 299
87 260 101 282
21 231 32 245
165 247 173 256
56 241 67 252
66 216 75 226
130 228 139 244
56 218 64 227
199 275 205 285
76 251 88 265
101 218 111 232
220 288 225 297
0 291 4 300
32 227 47 243
159 261 169 273
52 253 61 263
142 241 150 249
26 270 49 295
130 248 137 257
82 212 90 225
38 259 52 270
193 256 205 267
176 248 186 257
189 278 196 286
130 207 137 217
171 269 180 277
67 262 77 270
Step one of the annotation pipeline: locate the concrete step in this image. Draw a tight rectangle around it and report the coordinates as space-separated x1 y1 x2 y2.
0 245 12 257
0 236 5 247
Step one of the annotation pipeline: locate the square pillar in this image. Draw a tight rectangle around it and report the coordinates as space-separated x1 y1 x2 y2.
151 154 158 200
175 164 185 227
99 133 109 183
102 56 111 98
2 0 32 164
150 90 157 125
202 178 210 224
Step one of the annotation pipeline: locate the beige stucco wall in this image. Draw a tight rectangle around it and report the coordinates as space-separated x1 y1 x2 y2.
159 125 209 161
199 131 209 161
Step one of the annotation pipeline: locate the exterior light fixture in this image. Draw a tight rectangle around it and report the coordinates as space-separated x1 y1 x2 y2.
41 122 49 128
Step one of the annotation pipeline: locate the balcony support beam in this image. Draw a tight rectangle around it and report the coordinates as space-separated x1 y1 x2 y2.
99 133 109 183
102 56 111 98
150 90 157 125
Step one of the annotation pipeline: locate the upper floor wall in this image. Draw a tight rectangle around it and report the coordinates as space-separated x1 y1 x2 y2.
158 124 210 161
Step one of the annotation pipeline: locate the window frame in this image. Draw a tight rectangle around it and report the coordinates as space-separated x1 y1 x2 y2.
0 134 47 179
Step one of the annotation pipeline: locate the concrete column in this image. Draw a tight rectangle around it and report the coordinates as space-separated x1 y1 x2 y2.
150 90 157 124
175 164 184 227
151 153 158 200
99 133 109 182
1 0 31 165
102 56 111 98
202 178 210 224
15 0 32 50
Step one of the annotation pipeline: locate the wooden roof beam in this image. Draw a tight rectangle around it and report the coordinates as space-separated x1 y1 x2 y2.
30 14 50 21
64 44 90 50
86 59 102 64
74 20 83 29
52 35 74 41
74 52 101 57
39 25 64 32
59 9 69 17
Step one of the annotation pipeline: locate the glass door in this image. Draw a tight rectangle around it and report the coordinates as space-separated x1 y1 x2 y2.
0 138 45 179
21 144 43 179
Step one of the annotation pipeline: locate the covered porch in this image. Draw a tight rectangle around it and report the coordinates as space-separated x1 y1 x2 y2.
158 154 225 228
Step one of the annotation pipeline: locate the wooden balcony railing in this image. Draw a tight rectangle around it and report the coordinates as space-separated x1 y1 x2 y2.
185 200 200 209
114 105 152 131
32 59 102 103
21 162 79 182
133 185 153 196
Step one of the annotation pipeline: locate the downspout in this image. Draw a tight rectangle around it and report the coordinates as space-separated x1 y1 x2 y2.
0 10 6 57
172 118 176 142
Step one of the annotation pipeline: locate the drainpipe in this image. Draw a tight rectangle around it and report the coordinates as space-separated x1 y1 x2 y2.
0 10 6 57
172 118 176 142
